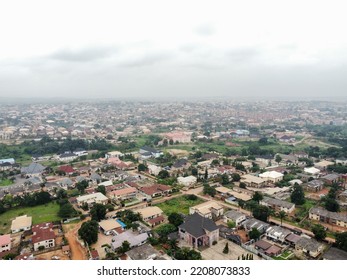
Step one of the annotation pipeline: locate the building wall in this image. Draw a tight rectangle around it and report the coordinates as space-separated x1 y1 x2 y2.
34 239 55 251
0 243 11 253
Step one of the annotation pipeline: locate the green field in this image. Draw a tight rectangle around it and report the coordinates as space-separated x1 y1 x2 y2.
155 195 205 215
0 202 60 234
0 179 13 187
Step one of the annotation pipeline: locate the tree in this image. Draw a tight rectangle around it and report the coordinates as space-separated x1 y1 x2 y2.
275 154 282 164
191 168 198 176
96 185 106 195
157 170 170 179
56 188 68 199
203 184 216 197
239 182 246 189
249 228 261 240
58 203 77 218
168 212 184 228
278 210 287 226
174 247 202 260
155 224 176 242
138 163 147 172
335 232 347 252
223 242 229 254
76 180 89 194
252 205 271 222
90 203 107 221
290 184 306 205
227 221 236 229
78 220 98 244
221 174 229 185
252 191 263 203
204 168 208 180
232 173 241 182
118 241 130 254
312 224 326 241
324 197 340 212
0 202 6 214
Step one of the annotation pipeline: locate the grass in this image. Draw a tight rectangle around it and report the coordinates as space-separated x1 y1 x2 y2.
0 202 60 234
155 195 205 215
0 179 13 187
272 250 294 260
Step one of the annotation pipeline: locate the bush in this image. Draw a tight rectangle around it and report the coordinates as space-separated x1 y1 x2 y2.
212 240 218 245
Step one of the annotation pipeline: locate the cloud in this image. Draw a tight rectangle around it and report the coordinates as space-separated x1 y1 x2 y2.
119 52 173 67
194 23 215 36
226 48 261 63
49 46 117 62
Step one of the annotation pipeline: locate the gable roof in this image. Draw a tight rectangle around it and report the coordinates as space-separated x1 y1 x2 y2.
32 222 56 244
21 163 45 174
179 213 218 238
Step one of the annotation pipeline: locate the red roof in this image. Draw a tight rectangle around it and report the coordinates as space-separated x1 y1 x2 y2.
58 165 75 174
90 250 99 259
141 184 171 196
148 215 165 225
32 223 56 244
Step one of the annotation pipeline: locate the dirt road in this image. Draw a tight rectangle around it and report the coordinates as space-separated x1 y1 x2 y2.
63 221 88 260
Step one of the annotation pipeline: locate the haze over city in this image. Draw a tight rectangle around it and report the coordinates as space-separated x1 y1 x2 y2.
1 0 347 101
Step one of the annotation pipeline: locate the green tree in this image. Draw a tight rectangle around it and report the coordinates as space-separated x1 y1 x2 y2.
275 154 282 164
191 168 198 176
252 191 263 203
0 202 6 214
312 224 326 241
58 203 77 218
203 184 216 197
223 242 229 254
96 185 106 195
168 212 184 228
290 184 306 205
138 163 148 172
76 180 89 194
249 228 261 240
221 174 229 185
78 220 98 244
335 232 347 252
174 247 202 260
252 205 271 222
227 221 236 229
90 203 107 221
324 197 340 212
118 241 131 254
158 170 170 179
232 173 241 182
278 210 287 226
239 182 246 189
56 188 68 199
204 168 208 180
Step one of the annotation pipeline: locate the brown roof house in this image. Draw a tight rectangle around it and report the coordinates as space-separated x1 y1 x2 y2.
136 206 165 227
178 213 219 248
32 222 56 251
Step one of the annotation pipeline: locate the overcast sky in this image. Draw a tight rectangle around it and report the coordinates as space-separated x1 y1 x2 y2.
0 0 347 101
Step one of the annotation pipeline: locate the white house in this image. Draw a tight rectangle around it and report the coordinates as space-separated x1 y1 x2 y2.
11 215 32 233
259 171 283 183
177 175 197 187
32 222 56 251
0 234 11 253
223 210 246 226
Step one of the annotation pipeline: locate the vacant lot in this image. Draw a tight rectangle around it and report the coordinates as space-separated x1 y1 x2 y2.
0 179 13 186
0 202 60 234
155 195 205 215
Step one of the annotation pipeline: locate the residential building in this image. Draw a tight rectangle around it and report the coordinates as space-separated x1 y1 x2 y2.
99 219 123 235
223 210 246 226
241 174 266 188
189 201 224 220
0 234 11 253
125 244 166 260
265 226 291 244
309 207 347 228
164 131 192 143
76 192 108 207
139 146 163 159
295 236 324 258
105 151 124 159
177 175 197 187
321 174 341 185
11 215 32 233
107 187 137 201
140 184 171 198
58 152 78 162
315 160 334 170
260 197 295 213
304 167 320 176
147 164 162 176
242 218 269 234
136 206 164 227
32 222 56 251
303 180 324 192
111 230 148 251
21 163 46 177
259 171 284 183
178 213 219 248
323 247 347 260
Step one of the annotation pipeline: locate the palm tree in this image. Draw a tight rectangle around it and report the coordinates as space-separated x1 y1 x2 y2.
279 210 287 226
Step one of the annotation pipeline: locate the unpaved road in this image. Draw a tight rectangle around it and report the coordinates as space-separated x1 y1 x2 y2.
63 220 88 260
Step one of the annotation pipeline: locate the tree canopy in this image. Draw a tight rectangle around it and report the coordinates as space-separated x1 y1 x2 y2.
78 220 99 245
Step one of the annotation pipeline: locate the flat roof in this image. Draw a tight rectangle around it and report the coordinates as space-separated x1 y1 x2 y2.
99 219 122 231
11 215 32 231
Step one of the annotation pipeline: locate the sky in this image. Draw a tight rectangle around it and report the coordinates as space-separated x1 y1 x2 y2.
0 0 347 101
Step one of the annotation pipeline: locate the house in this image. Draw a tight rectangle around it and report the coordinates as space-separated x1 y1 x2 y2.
315 160 334 171
0 234 11 253
304 167 320 176
11 215 32 233
242 218 269 234
260 197 295 213
223 210 246 226
289 179 303 186
279 135 296 143
105 151 124 159
32 222 56 251
0 158 15 165
21 163 46 177
241 174 266 188
295 236 324 258
189 201 224 220
111 230 148 251
303 180 324 192
338 190 347 202
140 184 171 198
309 207 347 228
136 206 164 227
76 192 108 207
107 187 138 201
58 178 74 189
321 174 341 185
62 245 70 255
58 165 75 175
125 244 163 260
58 152 78 162
259 171 283 183
276 154 299 165
171 159 191 171
99 219 123 235
139 146 163 159
178 213 219 248
73 148 88 157
90 249 99 260
264 244 283 256
254 240 272 251
323 247 347 260
164 131 192 143
285 233 301 246
147 164 162 176
265 226 291 244
336 158 347 165
177 176 197 187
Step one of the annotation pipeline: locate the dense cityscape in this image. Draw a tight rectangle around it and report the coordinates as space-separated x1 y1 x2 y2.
0 100 346 260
